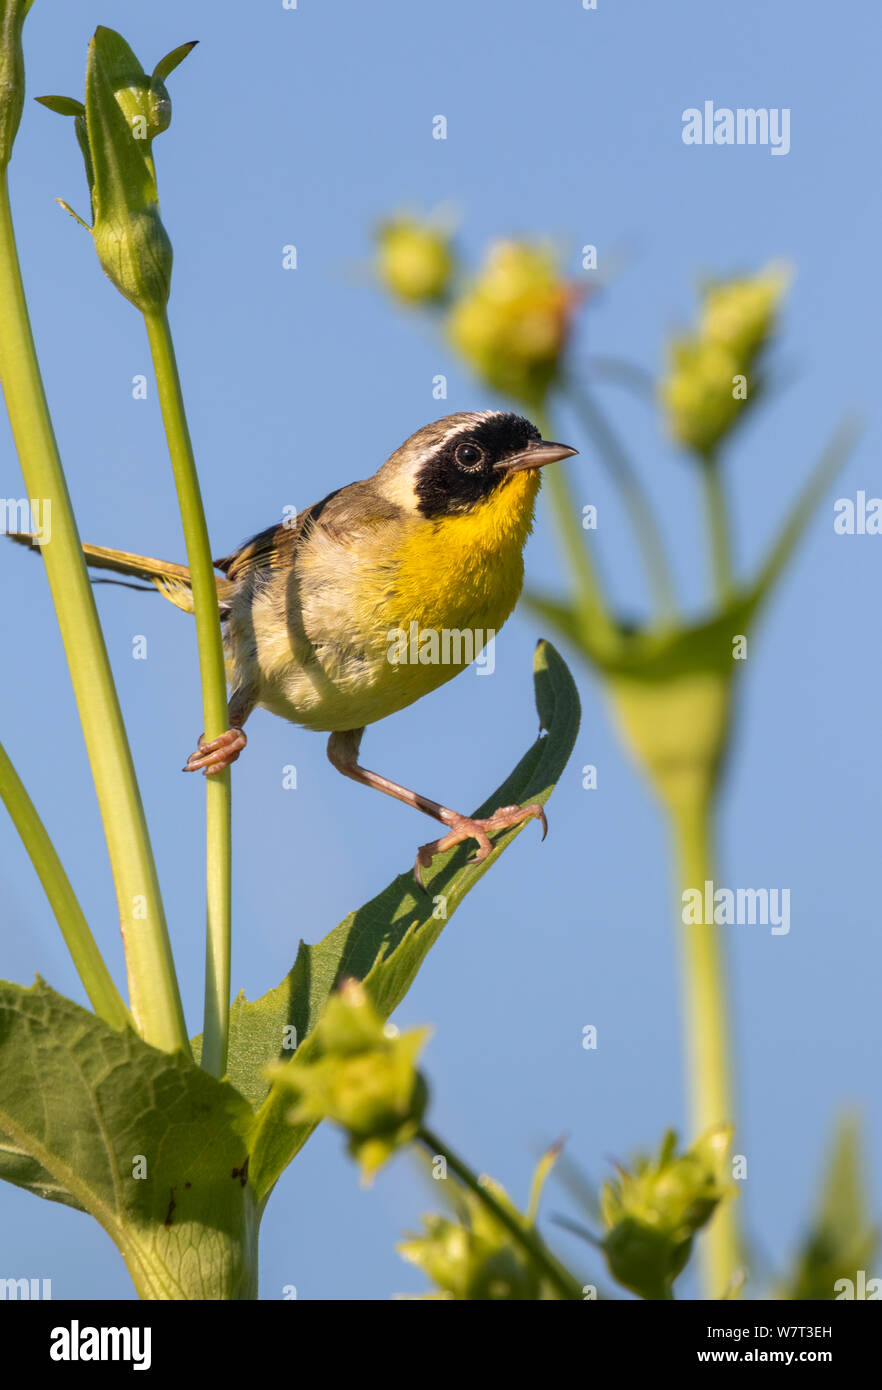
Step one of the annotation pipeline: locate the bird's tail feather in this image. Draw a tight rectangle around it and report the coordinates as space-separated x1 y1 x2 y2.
6 533 235 615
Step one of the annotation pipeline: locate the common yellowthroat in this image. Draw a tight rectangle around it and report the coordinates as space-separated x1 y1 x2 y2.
11 411 576 883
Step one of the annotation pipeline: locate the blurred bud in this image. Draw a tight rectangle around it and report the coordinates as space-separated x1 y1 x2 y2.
659 336 742 456
399 1180 542 1300
0 0 35 170
659 262 791 457
601 1125 734 1299
267 979 430 1182
447 240 578 408
701 263 791 361
36 28 197 314
376 217 454 305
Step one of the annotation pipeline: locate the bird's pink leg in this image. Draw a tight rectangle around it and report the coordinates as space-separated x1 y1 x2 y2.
327 728 547 889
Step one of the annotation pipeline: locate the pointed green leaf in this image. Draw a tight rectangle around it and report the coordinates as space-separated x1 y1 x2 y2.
90 25 145 89
750 416 861 616
35 94 85 117
86 29 155 213
0 978 258 1299
779 1116 878 1300
205 641 579 1198
525 586 757 682
527 1138 565 1224
152 41 198 85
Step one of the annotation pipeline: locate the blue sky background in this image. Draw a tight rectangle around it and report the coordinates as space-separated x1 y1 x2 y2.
1 0 879 1299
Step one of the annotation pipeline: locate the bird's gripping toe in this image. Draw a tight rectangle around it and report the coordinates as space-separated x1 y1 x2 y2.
414 801 547 889
183 727 247 776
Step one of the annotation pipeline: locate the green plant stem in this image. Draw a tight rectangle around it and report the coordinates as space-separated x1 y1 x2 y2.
534 405 618 648
0 740 129 1029
700 456 734 605
417 1124 584 1300
143 309 231 1078
564 378 678 620
0 170 187 1053
670 793 741 1298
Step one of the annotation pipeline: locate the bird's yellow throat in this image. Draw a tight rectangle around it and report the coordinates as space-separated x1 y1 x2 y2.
389 468 541 633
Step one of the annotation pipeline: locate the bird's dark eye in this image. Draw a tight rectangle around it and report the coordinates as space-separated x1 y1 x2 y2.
454 441 485 471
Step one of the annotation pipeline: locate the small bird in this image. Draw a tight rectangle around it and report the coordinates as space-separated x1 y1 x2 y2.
10 411 576 883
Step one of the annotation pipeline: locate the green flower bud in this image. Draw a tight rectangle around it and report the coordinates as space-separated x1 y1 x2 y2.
447 240 577 408
399 1181 543 1300
90 207 173 320
700 263 791 361
267 979 430 1182
377 217 454 305
601 1125 734 1299
0 0 35 170
84 29 173 313
659 336 742 456
659 263 791 457
36 28 196 315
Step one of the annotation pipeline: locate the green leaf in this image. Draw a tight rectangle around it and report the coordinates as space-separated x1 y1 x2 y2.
750 416 861 615
89 26 146 92
0 0 35 169
0 1127 83 1210
780 1117 878 1300
526 1138 564 1224
526 586 756 682
192 982 297 1110
223 640 580 1200
85 28 155 212
0 978 258 1299
35 94 85 117
152 41 198 85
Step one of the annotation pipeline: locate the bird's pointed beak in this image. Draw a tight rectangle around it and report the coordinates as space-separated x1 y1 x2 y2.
494 438 579 475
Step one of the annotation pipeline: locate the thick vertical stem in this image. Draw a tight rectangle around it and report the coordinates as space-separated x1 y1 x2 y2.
670 793 741 1297
0 171 187 1053
143 310 231 1077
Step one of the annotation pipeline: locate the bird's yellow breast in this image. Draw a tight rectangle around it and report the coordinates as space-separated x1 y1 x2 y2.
245 469 540 732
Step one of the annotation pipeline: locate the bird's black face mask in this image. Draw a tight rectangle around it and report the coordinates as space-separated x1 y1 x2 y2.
414 413 542 518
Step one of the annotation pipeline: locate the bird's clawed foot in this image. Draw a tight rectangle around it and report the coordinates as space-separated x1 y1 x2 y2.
183 727 247 776
414 802 547 888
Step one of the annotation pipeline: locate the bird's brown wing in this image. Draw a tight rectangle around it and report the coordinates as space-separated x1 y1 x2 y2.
213 481 402 583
